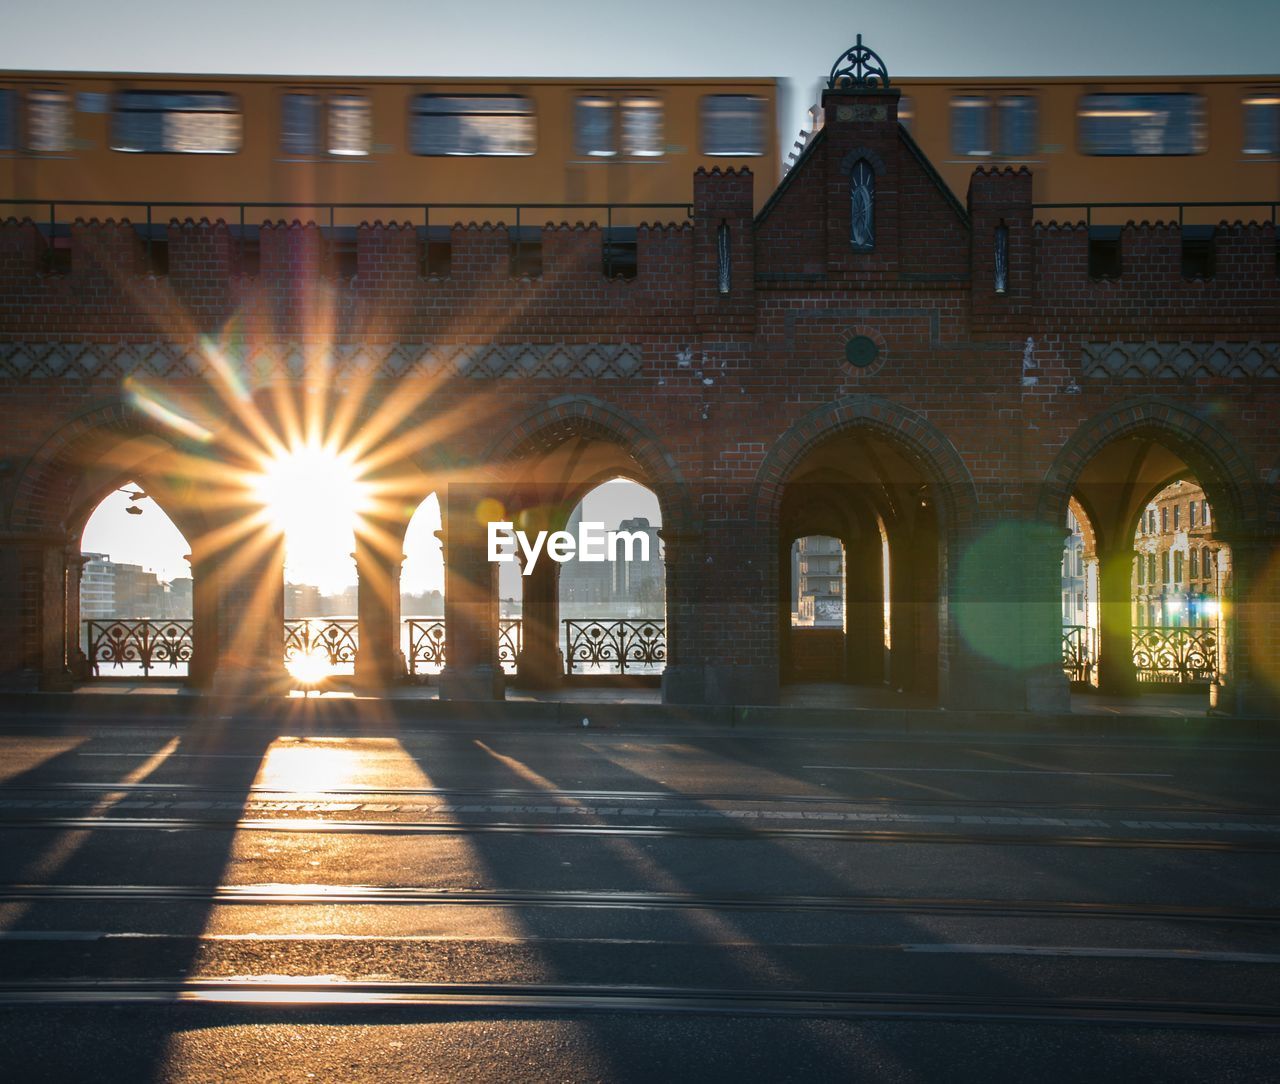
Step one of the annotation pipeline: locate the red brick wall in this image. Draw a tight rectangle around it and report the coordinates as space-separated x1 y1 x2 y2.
1 86 1276 708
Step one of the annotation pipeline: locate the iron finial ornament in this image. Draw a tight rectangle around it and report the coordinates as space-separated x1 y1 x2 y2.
828 34 890 90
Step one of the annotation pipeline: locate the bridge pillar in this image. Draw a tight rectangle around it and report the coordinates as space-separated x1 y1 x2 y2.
514 553 562 689
438 484 504 701
659 528 715 703
37 540 74 691
1213 534 1280 717
354 532 406 691
207 529 288 695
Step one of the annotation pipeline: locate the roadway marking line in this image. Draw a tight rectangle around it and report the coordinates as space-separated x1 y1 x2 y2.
802 766 1172 777
904 944 1280 965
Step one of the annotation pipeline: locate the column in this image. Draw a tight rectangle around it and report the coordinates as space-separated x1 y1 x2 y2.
438 484 504 700
844 532 884 685
1213 535 1280 716
354 531 406 690
208 528 288 695
1095 546 1139 696
658 528 707 703
513 551 562 689
39 540 73 691
66 551 91 681
185 538 217 689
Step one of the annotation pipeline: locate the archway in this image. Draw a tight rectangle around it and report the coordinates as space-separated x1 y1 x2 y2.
1042 402 1260 709
558 478 665 682
77 481 194 680
757 399 974 705
482 398 689 695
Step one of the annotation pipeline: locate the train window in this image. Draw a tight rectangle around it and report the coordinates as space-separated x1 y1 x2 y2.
575 96 616 157
0 89 14 150
575 95 664 158
328 95 370 156
950 96 991 156
1077 94 1205 156
281 93 320 155
702 95 765 156
1242 94 1279 155
898 95 914 133
112 91 241 154
996 96 1036 157
410 95 535 156
622 97 663 157
27 90 71 153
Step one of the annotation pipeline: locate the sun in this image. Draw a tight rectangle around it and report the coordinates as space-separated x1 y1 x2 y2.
252 442 372 593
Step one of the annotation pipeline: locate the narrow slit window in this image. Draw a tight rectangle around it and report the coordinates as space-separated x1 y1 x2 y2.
849 159 874 251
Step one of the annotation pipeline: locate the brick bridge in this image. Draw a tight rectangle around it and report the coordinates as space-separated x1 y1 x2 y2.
1 79 1277 715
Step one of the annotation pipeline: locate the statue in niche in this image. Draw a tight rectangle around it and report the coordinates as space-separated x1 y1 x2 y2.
850 160 874 251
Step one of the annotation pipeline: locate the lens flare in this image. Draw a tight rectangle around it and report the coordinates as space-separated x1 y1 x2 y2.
252 443 371 593
285 645 335 686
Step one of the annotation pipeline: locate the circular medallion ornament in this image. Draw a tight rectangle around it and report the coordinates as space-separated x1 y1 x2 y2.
845 336 879 368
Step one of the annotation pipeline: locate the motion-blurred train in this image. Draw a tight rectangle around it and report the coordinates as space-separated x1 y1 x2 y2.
0 71 1275 224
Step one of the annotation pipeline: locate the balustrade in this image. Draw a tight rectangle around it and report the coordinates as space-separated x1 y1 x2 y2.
84 619 194 677
1060 624 1218 686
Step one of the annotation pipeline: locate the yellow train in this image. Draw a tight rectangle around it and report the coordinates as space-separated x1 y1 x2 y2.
0 72 781 223
2 70 1275 229
886 75 1280 220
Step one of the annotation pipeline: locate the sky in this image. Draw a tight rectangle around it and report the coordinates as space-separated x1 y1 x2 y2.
3 0 1274 156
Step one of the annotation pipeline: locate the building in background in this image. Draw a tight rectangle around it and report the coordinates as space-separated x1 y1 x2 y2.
560 509 664 614
1132 481 1222 628
793 536 843 628
79 553 115 620
79 555 192 619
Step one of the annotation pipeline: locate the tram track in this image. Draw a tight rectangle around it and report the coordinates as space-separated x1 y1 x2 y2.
1 814 1277 852
1 882 1276 925
3 780 1278 818
0 977 1274 1030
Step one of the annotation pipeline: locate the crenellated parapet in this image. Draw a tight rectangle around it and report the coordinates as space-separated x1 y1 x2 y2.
167 218 235 321
1034 218 1280 333
0 218 46 279
71 217 144 281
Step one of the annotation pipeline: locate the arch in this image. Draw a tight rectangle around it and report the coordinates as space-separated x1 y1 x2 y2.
10 398 212 536
752 395 979 532
1038 398 1264 541
483 395 696 534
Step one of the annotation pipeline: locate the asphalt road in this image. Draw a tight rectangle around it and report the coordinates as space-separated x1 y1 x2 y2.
0 709 1278 1082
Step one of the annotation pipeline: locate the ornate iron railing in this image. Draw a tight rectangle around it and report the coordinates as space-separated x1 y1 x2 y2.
563 619 666 675
84 619 193 677
404 618 522 677
1062 625 1096 685
1061 624 1219 686
1132 626 1218 685
405 619 447 678
284 619 358 674
498 619 523 670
